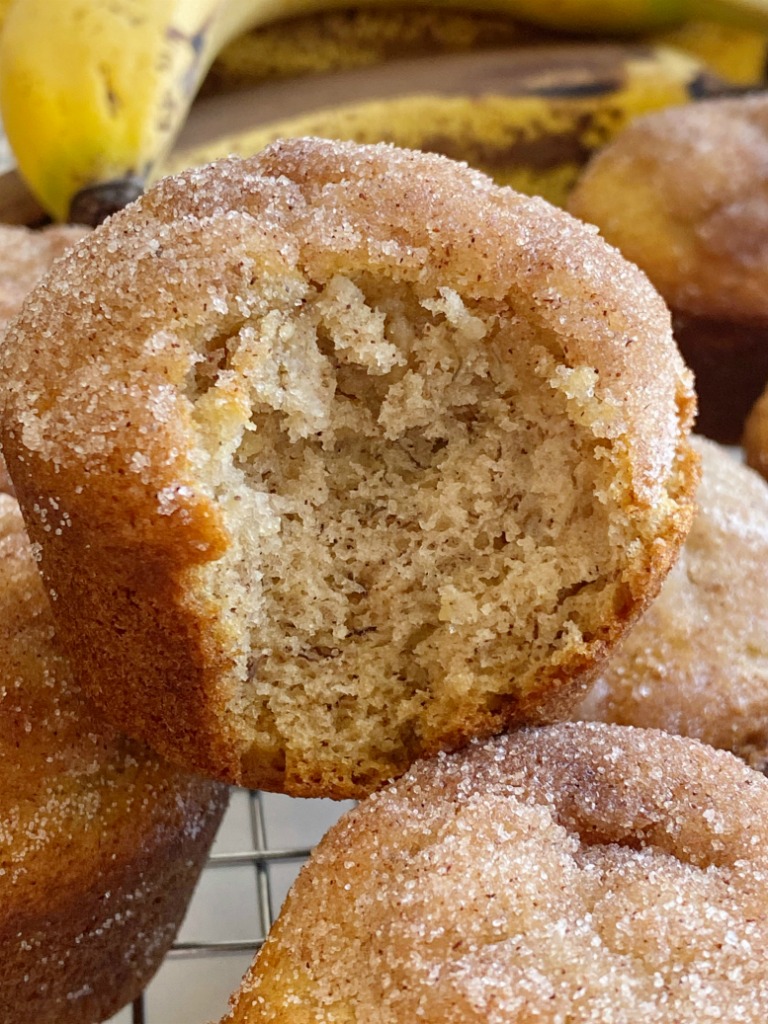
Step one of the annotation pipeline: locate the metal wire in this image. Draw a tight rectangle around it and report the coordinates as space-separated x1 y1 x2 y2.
130 790 314 1023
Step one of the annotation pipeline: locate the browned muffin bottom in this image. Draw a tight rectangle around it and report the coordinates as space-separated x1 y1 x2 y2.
221 722 768 1024
568 94 768 444
0 139 697 798
576 436 768 768
0 494 228 1024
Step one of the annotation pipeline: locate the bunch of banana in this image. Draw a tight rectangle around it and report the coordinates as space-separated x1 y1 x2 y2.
163 43 729 209
2 0 768 224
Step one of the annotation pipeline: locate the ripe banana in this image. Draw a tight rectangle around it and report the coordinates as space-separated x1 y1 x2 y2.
2 0 767 224
204 9 553 93
0 0 257 223
207 10 768 93
164 44 728 210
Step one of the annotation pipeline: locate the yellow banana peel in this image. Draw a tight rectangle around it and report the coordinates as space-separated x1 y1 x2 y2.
485 0 768 34
0 0 257 222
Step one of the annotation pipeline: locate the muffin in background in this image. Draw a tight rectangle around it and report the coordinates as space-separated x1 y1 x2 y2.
568 94 768 443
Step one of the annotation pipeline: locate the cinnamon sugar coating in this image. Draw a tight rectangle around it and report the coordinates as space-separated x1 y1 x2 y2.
576 437 768 768
0 139 697 798
0 495 227 1024
568 95 768 443
222 722 768 1024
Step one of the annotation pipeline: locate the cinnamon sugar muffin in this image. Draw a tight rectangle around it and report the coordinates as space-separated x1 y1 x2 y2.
568 94 768 443
0 139 697 798
221 722 768 1023
0 494 227 1024
576 436 768 768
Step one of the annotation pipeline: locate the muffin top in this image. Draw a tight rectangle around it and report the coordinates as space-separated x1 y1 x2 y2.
224 722 768 1023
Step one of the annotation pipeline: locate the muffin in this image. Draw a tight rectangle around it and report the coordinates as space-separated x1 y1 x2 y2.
0 493 228 1024
0 221 88 322
220 722 768 1023
0 138 697 798
568 94 768 443
0 222 89 494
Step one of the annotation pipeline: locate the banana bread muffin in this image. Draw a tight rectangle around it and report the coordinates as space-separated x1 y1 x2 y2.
0 139 697 798
220 722 768 1023
568 94 768 443
0 221 88 322
744 386 768 481
0 493 228 1024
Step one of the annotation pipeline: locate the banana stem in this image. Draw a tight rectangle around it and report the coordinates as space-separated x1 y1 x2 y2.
69 178 145 227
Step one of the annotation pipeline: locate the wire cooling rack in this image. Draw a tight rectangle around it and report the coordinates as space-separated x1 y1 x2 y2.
110 789 352 1024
